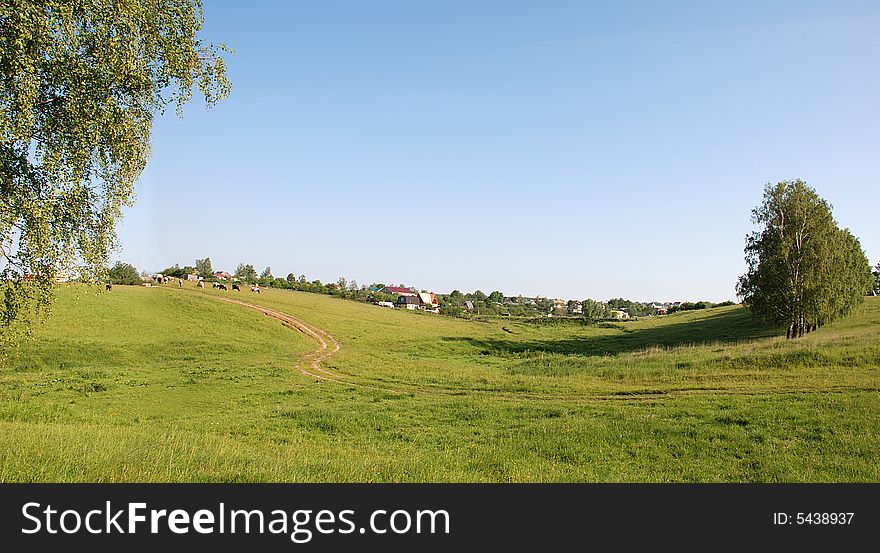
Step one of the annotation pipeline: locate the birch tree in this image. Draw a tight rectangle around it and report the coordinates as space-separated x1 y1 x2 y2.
1 0 230 351
874 262 880 295
737 180 871 338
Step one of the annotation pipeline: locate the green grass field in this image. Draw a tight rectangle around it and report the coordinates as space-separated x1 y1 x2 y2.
2 284 879 482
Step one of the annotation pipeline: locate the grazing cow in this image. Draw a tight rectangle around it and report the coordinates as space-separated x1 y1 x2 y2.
251 285 261 294
197 281 205 289
212 282 218 289
232 284 241 291
217 284 227 291
106 282 112 291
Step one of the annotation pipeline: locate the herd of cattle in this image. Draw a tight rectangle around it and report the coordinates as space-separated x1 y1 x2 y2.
105 276 261 293
212 281 261 293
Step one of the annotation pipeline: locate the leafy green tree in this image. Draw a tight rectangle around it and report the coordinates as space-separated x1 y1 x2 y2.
811 228 872 322
286 273 297 286
582 299 609 321
195 258 213 278
235 263 258 283
257 266 273 285
160 264 191 278
108 262 141 285
874 262 880 295
447 290 464 307
488 291 504 304
737 180 871 338
1 0 229 351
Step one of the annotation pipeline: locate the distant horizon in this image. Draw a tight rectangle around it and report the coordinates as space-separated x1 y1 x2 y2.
131 257 739 304
113 1 878 304
131 256 739 303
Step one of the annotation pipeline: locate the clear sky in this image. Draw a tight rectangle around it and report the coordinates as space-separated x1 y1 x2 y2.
114 0 880 302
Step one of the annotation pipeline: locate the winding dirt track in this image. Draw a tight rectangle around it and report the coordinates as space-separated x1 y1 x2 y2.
214 295 411 394
215 297 345 383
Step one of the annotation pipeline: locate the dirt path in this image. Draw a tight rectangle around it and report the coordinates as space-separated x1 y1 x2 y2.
212 295 413 394
215 297 345 383
212 295 686 400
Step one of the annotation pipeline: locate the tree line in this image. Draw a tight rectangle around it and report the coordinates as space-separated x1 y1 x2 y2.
108 255 754 324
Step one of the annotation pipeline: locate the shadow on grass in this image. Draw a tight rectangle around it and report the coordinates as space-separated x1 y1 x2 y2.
444 307 780 357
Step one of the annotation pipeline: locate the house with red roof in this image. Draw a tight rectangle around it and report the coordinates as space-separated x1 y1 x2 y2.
381 285 417 297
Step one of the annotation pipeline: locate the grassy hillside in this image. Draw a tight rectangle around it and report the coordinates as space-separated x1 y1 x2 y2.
2 284 879 482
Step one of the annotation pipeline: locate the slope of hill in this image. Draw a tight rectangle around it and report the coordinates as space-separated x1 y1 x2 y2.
2 285 879 482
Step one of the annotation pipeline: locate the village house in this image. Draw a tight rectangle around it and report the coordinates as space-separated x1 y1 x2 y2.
396 295 420 310
463 300 474 311
610 309 630 320
214 271 230 281
382 285 417 297
418 292 439 308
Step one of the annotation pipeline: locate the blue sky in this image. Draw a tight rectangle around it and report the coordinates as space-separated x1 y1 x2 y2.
114 0 880 302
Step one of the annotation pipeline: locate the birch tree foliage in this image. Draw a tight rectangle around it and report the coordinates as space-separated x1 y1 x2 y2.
874 262 880 295
1 0 230 350
737 180 871 338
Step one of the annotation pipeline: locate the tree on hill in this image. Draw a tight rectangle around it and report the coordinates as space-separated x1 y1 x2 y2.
195 258 213 279
108 262 141 285
488 291 505 304
737 180 872 338
235 263 258 283
1 0 229 352
258 266 273 286
286 273 297 286
160 264 194 278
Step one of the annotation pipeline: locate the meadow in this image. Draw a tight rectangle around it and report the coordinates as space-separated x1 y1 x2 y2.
1 284 879 482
